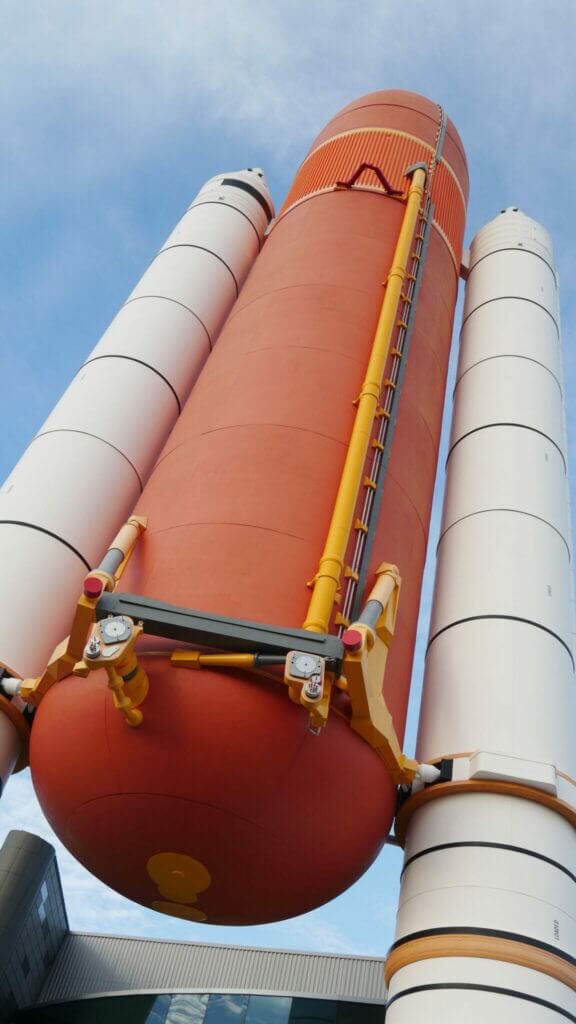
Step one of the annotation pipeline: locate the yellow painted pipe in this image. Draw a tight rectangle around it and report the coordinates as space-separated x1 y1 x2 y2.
303 168 426 633
171 650 257 669
111 515 148 583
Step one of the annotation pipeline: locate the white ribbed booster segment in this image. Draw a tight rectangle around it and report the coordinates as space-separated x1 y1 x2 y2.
387 211 576 1021
0 169 273 686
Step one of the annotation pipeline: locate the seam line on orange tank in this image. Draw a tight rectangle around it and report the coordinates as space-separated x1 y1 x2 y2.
69 791 273 832
153 421 349 474
430 219 458 275
421 328 453 380
236 344 368 369
148 519 315 544
383 473 431 542
225 281 387 328
436 508 571 561
199 419 367 448
398 398 442 453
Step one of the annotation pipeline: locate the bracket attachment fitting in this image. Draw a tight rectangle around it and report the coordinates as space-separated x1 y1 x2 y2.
341 563 418 785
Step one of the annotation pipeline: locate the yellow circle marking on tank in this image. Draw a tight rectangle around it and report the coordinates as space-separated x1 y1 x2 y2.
147 851 211 905
151 900 207 922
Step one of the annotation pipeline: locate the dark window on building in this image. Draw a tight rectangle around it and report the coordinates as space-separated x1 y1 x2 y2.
337 1003 385 1023
245 996 291 1024
14 994 386 1024
147 994 171 1023
15 995 159 1023
290 1000 337 1023
166 994 209 1023
21 955 30 978
204 994 249 1024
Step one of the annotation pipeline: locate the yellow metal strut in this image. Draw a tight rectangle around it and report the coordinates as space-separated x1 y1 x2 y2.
303 166 427 634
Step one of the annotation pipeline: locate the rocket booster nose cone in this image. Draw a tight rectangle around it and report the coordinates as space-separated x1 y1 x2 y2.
197 168 275 220
228 167 274 215
469 207 554 267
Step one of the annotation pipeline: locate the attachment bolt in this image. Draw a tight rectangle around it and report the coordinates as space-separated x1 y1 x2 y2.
303 675 322 701
85 635 101 660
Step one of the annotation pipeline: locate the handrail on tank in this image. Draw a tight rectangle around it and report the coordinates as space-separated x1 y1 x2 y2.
303 165 427 634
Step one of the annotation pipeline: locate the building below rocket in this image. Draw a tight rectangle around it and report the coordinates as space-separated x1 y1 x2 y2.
0 90 574 1019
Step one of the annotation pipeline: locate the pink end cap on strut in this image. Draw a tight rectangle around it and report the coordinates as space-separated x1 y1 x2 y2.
342 628 363 653
83 576 104 599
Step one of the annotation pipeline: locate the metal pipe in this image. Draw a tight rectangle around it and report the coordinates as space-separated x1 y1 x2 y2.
84 515 147 593
303 167 426 634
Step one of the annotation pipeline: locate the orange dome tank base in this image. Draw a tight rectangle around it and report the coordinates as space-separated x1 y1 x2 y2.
29 90 468 925
32 658 397 925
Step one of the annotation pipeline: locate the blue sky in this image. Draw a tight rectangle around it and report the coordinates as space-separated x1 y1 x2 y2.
1 0 575 957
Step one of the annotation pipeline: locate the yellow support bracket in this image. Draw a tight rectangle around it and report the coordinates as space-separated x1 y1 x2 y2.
20 593 99 706
341 564 418 785
20 515 147 707
74 620 148 728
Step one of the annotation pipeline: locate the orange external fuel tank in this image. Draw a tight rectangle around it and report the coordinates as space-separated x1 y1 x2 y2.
31 91 468 924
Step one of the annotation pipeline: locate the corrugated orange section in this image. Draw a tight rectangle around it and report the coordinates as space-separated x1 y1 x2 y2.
279 129 465 271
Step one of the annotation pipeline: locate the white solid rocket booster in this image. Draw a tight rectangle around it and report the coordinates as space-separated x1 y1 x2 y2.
386 210 576 1019
0 169 273 788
